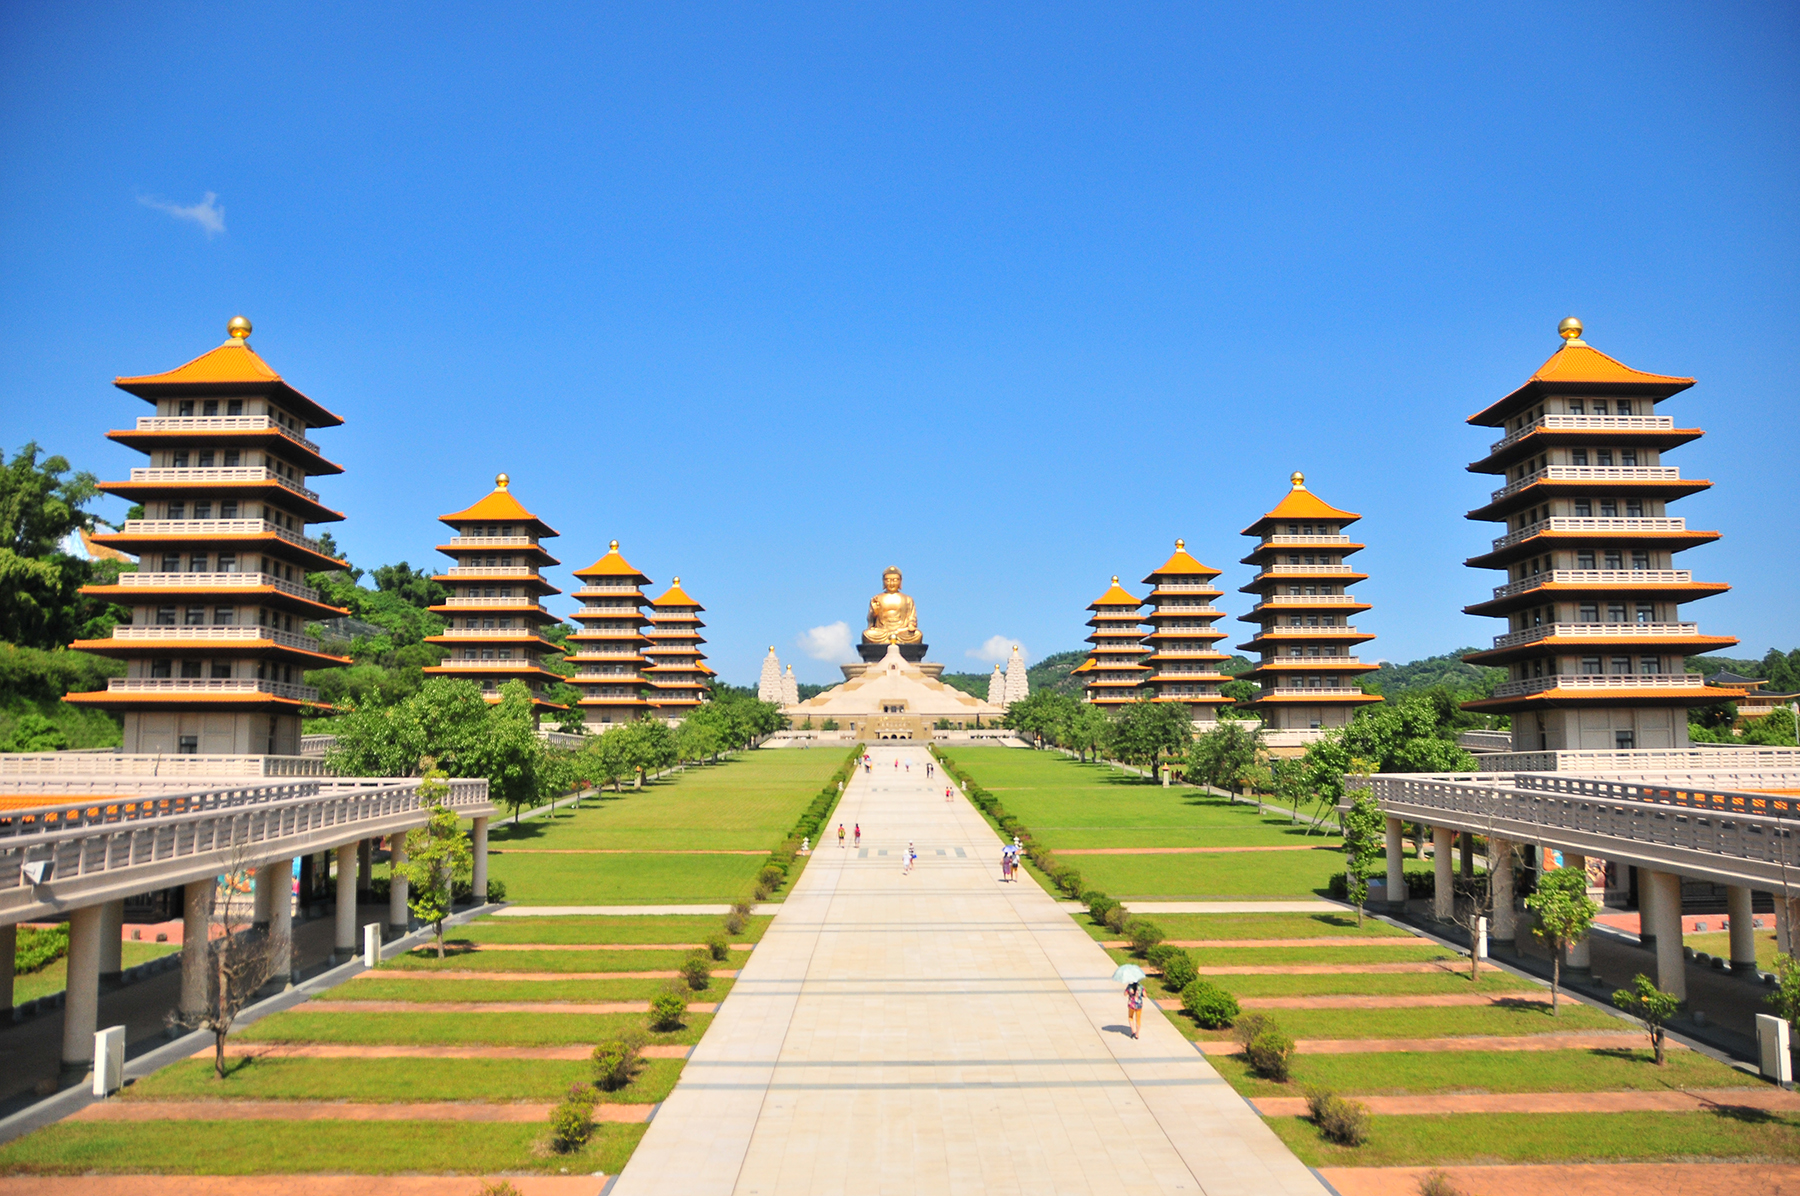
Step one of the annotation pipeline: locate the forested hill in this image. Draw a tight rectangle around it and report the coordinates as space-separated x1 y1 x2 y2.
1361 650 1504 699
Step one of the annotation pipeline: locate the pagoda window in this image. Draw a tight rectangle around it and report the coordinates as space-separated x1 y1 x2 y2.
481 648 495 660
1595 450 1613 466
1637 604 1655 623
177 401 194 416
1626 499 1643 517
188 554 208 572
1639 657 1662 674
1610 657 1632 674
1572 449 1588 465
220 501 238 519
171 452 189 468
1575 499 1592 516
1579 603 1599 622
213 607 234 624
500 556 514 567
1621 449 1638 466
155 606 177 626
1307 615 1320 626
1289 647 1303 657
1304 586 1318 596
1288 615 1302 626
227 399 243 415
1288 555 1300 565
151 659 172 678
1288 586 1302 596
1592 401 1608 415
1581 656 1602 674
1567 400 1585 415
223 450 241 467
184 606 205 625
1607 604 1627 622
210 662 231 679
193 501 212 520
1600 499 1618 517
180 660 203 678
1604 550 1622 569
197 451 215 468
1287 524 1300 534
160 553 180 571
500 587 512 597
1632 551 1650 570
1616 401 1632 416
202 400 219 416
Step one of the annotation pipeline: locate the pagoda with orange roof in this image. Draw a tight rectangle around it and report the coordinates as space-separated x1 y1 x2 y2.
1236 473 1381 737
1080 577 1150 706
1140 540 1233 724
566 542 654 727
67 317 350 755
423 474 567 711
645 577 712 719
1460 318 1738 751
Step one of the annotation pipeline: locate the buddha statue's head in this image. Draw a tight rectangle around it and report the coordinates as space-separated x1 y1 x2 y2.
882 566 903 593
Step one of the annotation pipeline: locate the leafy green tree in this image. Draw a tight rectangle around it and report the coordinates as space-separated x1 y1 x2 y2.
1109 699 1193 777
618 718 677 786
401 770 474 958
1064 702 1112 763
1767 954 1800 1038
1339 790 1385 926
1524 864 1599 1013
1004 690 1078 748
0 442 133 648
1187 720 1262 792
1219 678 1258 706
1612 974 1682 1065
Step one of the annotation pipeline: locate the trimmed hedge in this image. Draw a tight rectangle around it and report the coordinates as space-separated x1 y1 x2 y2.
755 746 863 899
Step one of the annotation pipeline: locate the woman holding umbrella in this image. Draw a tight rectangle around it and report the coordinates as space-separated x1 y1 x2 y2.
1112 964 1146 1039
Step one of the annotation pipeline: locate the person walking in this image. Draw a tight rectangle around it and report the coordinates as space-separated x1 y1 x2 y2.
945 785 953 803
1000 847 1011 882
853 823 861 848
838 823 846 849
1125 980 1145 1039
904 841 916 874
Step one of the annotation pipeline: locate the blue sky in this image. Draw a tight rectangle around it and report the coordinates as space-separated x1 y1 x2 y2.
3 3 1796 686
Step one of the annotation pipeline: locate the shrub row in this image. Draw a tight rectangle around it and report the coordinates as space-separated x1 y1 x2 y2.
16 924 69 974
933 751 1086 898
754 747 863 901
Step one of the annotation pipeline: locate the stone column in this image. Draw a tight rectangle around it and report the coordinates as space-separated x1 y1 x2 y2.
61 904 103 1077
471 817 489 907
181 878 212 1018
1433 827 1454 920
335 842 359 960
252 862 277 930
1460 831 1474 878
0 923 14 1018
1490 837 1516 949
388 832 409 935
1563 853 1591 979
1637 867 1658 951
1647 870 1686 999
97 900 124 989
357 839 374 900
1727 886 1757 974
268 857 294 986
1385 818 1405 910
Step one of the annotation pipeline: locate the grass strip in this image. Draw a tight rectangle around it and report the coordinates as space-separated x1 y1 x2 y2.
490 852 771 906
340 977 734 1003
126 1055 682 1104
1210 1046 1758 1098
1070 851 1345 900
1075 912 1413 943
0 1120 646 1176
1264 1109 1800 1168
240 1009 712 1047
1105 944 1457 968
14 942 181 1005
1213 972 1535 999
1177 1002 1623 1043
461 914 772 945
384 948 749 973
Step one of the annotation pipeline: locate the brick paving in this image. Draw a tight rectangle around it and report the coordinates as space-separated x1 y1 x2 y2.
1319 1163 1800 1195
1253 1087 1798 1116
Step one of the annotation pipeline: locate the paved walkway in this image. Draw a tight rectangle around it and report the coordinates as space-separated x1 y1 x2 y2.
611 745 1325 1196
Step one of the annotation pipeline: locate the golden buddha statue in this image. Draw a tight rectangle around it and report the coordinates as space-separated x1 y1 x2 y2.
863 566 922 645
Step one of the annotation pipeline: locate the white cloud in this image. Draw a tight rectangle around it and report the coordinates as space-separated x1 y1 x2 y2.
797 621 855 663
966 636 1025 665
138 191 225 237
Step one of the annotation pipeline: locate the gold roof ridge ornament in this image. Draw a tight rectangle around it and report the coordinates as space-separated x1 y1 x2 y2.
1291 472 1306 490
227 315 252 341
495 472 510 491
1558 316 1587 348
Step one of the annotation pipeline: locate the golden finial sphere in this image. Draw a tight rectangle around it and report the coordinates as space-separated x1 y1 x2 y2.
495 472 509 490
227 315 252 340
1175 538 1185 550
1291 471 1306 489
1111 575 1119 584
672 576 680 585
609 540 619 551
1559 316 1584 341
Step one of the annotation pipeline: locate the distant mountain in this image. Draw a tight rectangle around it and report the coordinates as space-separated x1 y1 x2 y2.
1361 650 1504 699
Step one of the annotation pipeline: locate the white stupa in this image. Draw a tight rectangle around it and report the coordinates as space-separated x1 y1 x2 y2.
757 647 783 704
1003 644 1029 707
987 664 1006 706
781 664 800 708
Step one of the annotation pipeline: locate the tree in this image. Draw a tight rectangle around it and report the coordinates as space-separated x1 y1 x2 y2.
1524 864 1598 1014
1187 720 1262 793
401 770 475 959
1611 973 1682 1065
0 442 132 649
1004 690 1077 748
1339 790 1385 927
165 848 280 1078
1768 954 1800 1038
1064 703 1112 763
1109 699 1193 777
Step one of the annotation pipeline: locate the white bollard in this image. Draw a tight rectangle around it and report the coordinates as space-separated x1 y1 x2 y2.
92 1024 125 1096
363 922 382 968
1475 916 1489 960
1758 1013 1793 1087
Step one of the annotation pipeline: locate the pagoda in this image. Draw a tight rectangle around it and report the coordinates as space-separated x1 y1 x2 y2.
1081 577 1150 707
566 542 653 727
68 317 349 756
1236 474 1382 735
1460 318 1738 750
1140 539 1233 725
644 577 712 719
423 475 566 710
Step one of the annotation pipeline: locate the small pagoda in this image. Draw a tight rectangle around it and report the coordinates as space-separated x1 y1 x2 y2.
1081 577 1149 706
1236 473 1381 734
566 542 653 727
68 317 349 756
423 475 566 710
1140 539 1233 725
644 577 712 719
1460 318 1737 750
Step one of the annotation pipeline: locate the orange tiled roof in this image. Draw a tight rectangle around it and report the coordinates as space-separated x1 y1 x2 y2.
1242 476 1358 532
573 542 651 585
651 579 703 609
440 483 560 537
1088 577 1142 609
114 337 343 426
1473 334 1696 425
1142 540 1220 583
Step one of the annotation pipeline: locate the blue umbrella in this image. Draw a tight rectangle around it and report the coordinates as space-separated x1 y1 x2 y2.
1111 964 1146 985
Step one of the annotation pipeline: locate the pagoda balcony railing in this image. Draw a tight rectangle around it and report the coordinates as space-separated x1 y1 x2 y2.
129 466 320 503
1149 605 1226 616
576 609 646 619
1491 569 1692 600
121 519 329 556
441 536 542 549
1490 516 1689 552
575 672 645 681
440 597 545 610
1150 584 1223 594
572 585 645 597
1260 534 1354 547
1263 686 1367 696
1490 672 1707 699
1253 595 1361 606
110 626 327 652
1258 564 1356 576
568 649 647 659
116 571 321 602
1267 654 1362 664
1489 413 1676 454
1491 465 1681 502
1492 622 1701 650
107 677 319 702
1255 625 1360 636
440 566 541 579
568 629 648 638
436 658 551 669
435 627 551 639
132 415 322 454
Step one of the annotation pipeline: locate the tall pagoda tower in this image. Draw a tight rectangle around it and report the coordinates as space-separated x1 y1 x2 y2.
1140 539 1233 725
645 577 712 719
1081 577 1149 707
68 317 349 756
757 647 784 704
1460 319 1737 750
1236 474 1381 734
423 475 566 711
567 542 653 727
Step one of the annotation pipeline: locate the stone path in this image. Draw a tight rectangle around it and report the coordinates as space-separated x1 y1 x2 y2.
202 1042 693 1061
1253 1087 1800 1116
610 744 1326 1196
1320 1163 1800 1196
299 999 720 1014
73 1099 653 1123
1197 1031 1658 1056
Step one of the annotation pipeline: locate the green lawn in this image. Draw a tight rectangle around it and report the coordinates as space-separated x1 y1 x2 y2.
1266 1109 1800 1167
1688 929 1781 971
14 941 181 1004
1215 971 1536 998
382 947 750 973
1107 943 1458 968
1072 850 1347 899
1211 1046 1760 1098
0 1120 647 1176
1177 1001 1624 1042
1076 911 1412 942
460 914 772 944
490 851 771 905
339 976 735 1002
488 749 847 852
240 1009 713 1047
128 1055 682 1104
